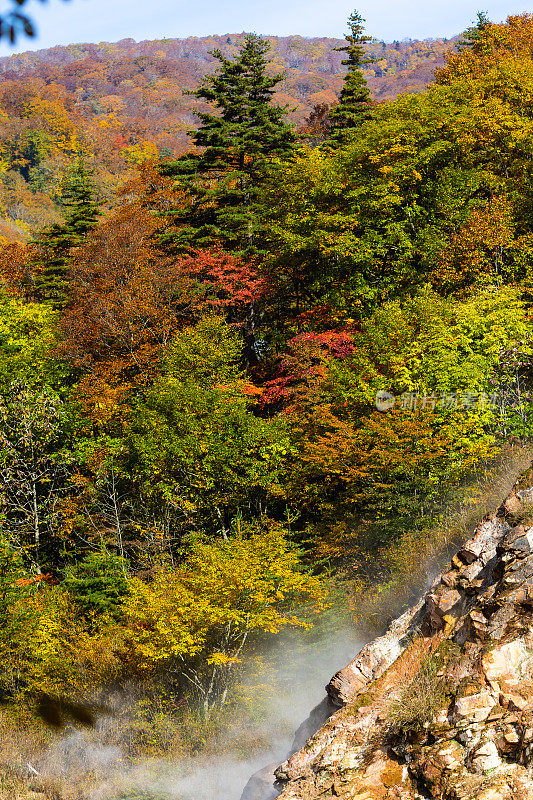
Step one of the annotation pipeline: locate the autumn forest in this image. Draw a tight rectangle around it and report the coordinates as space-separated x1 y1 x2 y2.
2 9 533 798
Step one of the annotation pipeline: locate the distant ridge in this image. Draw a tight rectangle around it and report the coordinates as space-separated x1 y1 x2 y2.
0 32 456 236
0 33 455 111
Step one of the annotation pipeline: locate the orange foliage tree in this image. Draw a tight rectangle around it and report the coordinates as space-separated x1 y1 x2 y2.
58 202 265 422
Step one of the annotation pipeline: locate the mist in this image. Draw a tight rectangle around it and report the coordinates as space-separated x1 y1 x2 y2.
36 619 365 800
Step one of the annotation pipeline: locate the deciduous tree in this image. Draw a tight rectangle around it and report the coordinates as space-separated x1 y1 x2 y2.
124 521 326 716
0 383 74 569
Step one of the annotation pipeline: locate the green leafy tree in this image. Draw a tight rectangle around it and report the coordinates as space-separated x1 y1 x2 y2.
0 382 74 569
260 286 531 563
329 10 375 140
0 289 65 391
262 55 533 325
161 34 296 253
125 521 326 717
124 317 290 541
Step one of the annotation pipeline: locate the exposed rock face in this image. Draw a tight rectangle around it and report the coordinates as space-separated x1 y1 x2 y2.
240 698 337 800
274 484 533 799
239 765 280 800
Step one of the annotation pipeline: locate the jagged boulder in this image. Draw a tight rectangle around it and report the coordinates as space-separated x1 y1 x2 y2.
274 482 533 800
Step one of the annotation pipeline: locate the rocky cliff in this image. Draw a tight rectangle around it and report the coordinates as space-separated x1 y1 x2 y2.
271 480 533 800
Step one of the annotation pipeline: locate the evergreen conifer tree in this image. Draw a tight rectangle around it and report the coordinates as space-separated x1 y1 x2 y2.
32 222 71 308
34 159 100 308
160 34 295 253
329 11 375 141
60 159 101 242
457 11 491 51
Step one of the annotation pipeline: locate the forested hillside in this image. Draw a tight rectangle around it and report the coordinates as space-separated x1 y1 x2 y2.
0 33 452 235
3 11 533 799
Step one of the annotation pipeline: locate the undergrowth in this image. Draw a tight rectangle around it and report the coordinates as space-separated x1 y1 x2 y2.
387 654 447 737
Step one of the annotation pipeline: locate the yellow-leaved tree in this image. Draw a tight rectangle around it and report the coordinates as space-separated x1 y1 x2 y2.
123 521 327 717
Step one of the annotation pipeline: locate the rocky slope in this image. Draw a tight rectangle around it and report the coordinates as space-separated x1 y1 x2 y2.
270 478 533 799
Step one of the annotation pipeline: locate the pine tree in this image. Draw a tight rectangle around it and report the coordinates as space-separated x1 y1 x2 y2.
32 222 71 308
160 34 296 254
34 159 100 308
457 11 491 51
60 159 101 243
329 11 375 141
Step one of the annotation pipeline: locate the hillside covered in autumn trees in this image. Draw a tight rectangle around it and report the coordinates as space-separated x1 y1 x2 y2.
4 11 533 797
0 32 452 236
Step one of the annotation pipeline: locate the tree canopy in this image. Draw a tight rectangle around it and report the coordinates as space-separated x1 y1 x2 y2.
4 11 533 756
160 33 296 253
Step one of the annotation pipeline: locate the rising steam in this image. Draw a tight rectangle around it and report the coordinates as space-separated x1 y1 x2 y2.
36 620 364 800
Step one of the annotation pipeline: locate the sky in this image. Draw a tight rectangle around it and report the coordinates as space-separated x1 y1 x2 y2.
3 0 533 55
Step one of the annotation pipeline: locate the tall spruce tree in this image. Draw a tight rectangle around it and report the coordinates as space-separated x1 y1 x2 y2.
329 11 375 141
457 11 491 51
34 159 100 308
160 34 296 253
60 159 101 242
